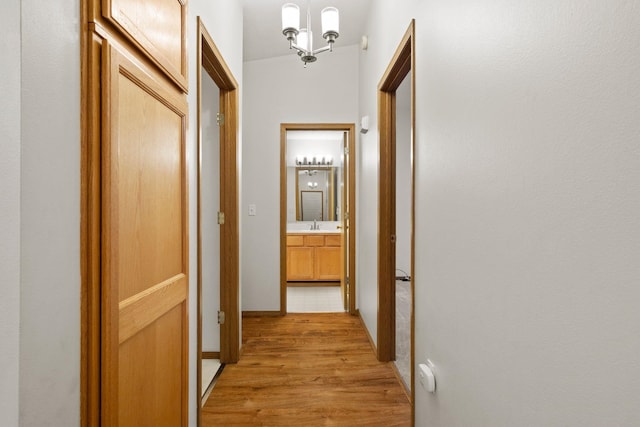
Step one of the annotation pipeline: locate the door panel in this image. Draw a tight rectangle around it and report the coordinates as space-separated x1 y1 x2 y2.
315 247 341 280
102 42 188 426
119 305 184 426
102 0 187 90
287 247 314 280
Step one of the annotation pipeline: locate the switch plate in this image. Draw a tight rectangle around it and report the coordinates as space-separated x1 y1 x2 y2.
248 204 257 216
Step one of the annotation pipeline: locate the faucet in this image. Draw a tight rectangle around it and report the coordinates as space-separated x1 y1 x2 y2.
311 219 320 230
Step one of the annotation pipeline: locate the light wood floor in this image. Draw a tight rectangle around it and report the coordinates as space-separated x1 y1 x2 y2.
202 313 412 426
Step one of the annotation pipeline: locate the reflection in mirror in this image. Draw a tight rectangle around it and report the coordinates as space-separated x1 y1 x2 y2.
300 191 323 221
295 167 338 221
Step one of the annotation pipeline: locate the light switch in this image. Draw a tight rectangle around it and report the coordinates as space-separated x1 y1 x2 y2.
248 204 257 216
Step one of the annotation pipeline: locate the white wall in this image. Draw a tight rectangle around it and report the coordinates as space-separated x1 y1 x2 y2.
395 72 412 275
187 1 243 424
242 46 358 311
360 0 640 426
19 0 81 425
201 72 221 353
0 0 21 424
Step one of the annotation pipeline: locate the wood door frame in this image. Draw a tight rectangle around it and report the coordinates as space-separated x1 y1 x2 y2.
80 4 102 423
280 123 357 315
377 19 416 411
196 17 240 426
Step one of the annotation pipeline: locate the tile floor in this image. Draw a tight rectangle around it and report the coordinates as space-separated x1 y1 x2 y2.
287 286 345 313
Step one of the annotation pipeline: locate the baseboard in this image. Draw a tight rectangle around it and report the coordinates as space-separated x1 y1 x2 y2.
242 311 282 318
202 351 220 360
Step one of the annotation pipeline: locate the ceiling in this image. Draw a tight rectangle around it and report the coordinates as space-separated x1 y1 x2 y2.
242 0 371 62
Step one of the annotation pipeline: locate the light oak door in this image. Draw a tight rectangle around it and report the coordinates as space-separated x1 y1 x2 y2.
101 42 189 427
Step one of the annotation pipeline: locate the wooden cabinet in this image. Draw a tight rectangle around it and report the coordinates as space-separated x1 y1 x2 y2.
83 0 189 424
286 233 342 282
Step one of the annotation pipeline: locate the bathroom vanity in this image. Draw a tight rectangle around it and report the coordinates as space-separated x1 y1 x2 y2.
286 232 342 282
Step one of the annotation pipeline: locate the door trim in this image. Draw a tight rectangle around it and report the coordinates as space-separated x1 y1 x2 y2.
377 18 416 413
80 2 102 422
280 123 357 315
196 17 240 426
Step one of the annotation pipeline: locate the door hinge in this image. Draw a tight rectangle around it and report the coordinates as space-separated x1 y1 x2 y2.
216 112 225 126
217 211 225 225
218 310 226 324
344 211 349 221
344 146 349 155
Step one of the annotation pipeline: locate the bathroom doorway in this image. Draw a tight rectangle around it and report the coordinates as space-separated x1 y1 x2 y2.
280 124 356 315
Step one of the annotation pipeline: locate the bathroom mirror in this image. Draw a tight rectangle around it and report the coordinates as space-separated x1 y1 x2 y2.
294 167 338 221
285 131 344 224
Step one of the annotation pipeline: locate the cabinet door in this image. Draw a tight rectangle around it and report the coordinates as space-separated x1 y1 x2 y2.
102 42 188 427
102 0 187 90
315 247 342 281
287 247 315 281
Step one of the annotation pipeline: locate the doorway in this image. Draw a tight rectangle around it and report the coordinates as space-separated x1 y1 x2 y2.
196 18 240 426
280 124 357 315
377 19 416 408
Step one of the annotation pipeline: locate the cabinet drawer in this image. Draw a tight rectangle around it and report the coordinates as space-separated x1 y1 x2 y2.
287 235 304 246
304 235 325 247
325 235 341 247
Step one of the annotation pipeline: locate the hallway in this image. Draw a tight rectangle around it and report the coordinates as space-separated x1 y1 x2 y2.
202 313 411 426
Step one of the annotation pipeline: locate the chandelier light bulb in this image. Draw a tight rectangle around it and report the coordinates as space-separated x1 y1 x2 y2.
321 7 339 42
282 3 300 41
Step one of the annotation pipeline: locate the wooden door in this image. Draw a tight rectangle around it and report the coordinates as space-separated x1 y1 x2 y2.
102 42 189 427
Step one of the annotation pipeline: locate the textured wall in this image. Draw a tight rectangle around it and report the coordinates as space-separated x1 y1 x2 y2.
1 0 22 425
359 0 640 426
20 0 81 424
201 72 221 354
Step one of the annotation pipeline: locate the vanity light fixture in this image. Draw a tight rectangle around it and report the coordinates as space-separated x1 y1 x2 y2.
282 2 339 67
295 156 333 166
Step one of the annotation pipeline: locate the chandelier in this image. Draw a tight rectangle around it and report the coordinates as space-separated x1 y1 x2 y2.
281 2 340 66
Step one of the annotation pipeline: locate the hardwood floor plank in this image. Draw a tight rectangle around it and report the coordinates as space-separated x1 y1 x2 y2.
202 313 411 426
